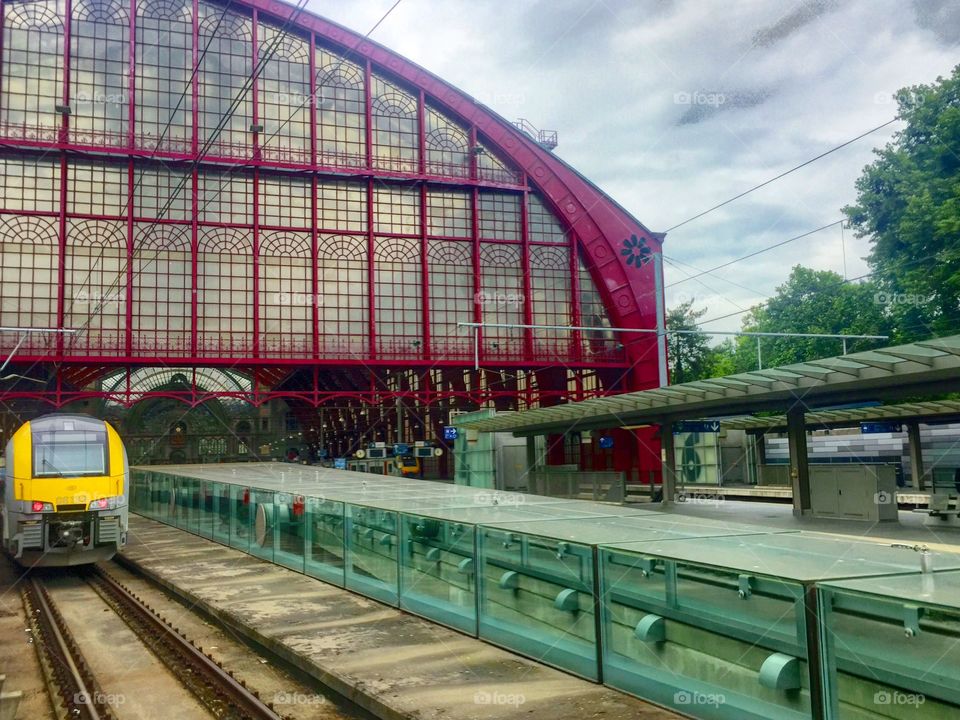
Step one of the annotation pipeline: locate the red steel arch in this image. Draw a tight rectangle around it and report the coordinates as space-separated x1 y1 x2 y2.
0 0 665 478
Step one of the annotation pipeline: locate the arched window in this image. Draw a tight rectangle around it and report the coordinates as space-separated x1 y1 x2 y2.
64 218 127 354
371 76 418 173
198 3 252 157
427 241 472 359
479 244 523 358
133 223 191 355
530 245 571 359
259 25 310 163
258 230 312 356
315 47 365 168
425 106 469 178
0 216 59 347
317 234 367 357
71 0 130 146
136 0 193 152
374 236 421 357
1 0 64 139
197 227 253 356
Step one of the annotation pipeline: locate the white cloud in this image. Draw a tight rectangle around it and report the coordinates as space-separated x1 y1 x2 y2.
310 0 958 333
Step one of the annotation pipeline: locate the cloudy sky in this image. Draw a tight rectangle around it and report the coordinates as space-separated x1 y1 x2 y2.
314 0 958 334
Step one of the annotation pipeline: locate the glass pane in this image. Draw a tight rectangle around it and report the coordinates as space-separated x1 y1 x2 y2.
248 489 275 562
600 548 810 719
273 491 306 573
399 514 476 633
228 485 252 553
477 527 598 680
305 497 345 586
345 504 398 605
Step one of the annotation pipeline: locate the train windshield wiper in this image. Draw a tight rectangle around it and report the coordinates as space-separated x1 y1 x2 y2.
40 453 63 477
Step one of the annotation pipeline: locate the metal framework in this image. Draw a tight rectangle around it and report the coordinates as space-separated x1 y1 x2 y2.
456 335 960 435
0 0 664 472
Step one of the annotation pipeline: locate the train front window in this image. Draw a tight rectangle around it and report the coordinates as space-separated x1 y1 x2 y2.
33 432 107 477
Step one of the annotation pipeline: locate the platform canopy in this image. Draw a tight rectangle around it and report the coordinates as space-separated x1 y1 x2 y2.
722 398 960 432
455 335 960 436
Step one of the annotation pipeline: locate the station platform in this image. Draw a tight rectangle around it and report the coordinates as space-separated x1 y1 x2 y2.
644 498 960 552
128 463 960 719
120 515 679 720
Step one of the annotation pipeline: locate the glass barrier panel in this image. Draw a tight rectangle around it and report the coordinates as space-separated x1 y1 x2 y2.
600 547 811 720
248 489 276 562
399 514 477 634
345 504 399 605
229 485 252 553
819 585 960 719
211 481 231 544
273 492 306 573
197 480 215 539
477 526 598 680
305 497 345 586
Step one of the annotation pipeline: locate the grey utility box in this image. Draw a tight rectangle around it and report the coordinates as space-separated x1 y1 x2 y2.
809 464 898 521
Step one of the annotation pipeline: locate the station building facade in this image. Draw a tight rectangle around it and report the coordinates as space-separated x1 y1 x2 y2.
0 0 664 477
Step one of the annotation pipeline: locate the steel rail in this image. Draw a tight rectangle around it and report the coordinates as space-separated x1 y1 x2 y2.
86 566 285 720
22 578 116 720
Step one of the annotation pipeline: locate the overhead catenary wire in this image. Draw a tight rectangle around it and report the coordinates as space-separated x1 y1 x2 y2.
664 118 898 232
664 220 845 289
72 0 408 340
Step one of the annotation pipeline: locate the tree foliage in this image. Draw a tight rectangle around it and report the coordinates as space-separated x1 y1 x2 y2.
671 268 893 380
666 301 714 383
721 267 892 372
844 65 960 340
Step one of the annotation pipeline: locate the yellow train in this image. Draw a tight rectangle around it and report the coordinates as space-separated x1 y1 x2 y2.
1 414 128 567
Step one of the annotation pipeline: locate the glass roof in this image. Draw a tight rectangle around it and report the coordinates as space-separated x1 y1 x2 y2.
819 568 960 608
139 462 654 520
604 532 960 583
479 513 783 545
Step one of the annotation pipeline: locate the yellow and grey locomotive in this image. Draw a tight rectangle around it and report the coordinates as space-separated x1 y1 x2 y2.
1 414 128 566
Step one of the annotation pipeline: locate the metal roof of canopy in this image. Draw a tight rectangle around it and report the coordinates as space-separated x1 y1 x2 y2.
722 398 960 432
454 335 960 435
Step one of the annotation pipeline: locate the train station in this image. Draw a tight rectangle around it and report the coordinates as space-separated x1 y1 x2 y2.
0 0 958 719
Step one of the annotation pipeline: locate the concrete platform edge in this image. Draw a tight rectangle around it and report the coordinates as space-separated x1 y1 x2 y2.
113 553 407 720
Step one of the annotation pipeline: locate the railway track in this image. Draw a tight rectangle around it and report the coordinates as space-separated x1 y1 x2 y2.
23 566 287 720
22 576 117 720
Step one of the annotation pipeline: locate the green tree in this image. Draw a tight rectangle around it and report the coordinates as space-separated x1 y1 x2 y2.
715 267 891 372
844 65 960 340
666 301 714 383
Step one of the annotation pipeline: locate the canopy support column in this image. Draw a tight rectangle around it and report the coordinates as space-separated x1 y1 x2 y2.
787 406 811 517
660 421 676 505
907 421 926 491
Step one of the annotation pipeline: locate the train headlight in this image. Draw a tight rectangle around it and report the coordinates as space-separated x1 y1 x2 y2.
89 496 124 510
30 501 54 513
